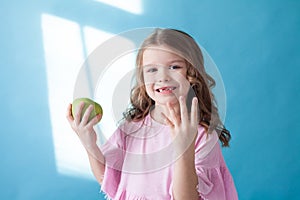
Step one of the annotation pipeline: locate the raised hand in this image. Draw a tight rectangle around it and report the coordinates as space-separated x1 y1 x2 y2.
66 102 105 183
162 96 199 154
66 102 102 150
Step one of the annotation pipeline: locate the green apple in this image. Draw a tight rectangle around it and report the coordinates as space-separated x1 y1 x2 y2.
72 98 103 123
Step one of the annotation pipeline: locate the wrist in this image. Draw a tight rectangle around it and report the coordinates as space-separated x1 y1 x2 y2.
83 141 99 156
86 145 105 163
181 145 195 162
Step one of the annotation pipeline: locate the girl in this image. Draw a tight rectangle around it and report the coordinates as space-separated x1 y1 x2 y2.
67 28 238 200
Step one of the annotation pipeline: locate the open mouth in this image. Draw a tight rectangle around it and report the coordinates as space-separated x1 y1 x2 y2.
155 86 176 93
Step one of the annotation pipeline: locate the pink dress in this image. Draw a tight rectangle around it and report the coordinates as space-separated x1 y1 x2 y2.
100 114 238 200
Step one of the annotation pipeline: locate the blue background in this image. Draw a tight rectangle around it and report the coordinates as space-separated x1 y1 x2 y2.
1 0 299 199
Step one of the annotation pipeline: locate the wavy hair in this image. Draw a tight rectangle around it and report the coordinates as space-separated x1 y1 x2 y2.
123 28 231 147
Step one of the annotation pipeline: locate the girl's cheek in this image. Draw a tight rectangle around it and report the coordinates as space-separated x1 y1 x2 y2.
143 79 153 87
142 72 150 82
144 82 154 93
143 76 155 85
179 78 190 96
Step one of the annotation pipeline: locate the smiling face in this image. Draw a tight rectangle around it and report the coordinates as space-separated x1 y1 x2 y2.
142 45 190 106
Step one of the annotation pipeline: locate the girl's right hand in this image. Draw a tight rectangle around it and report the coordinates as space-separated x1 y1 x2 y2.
66 102 102 149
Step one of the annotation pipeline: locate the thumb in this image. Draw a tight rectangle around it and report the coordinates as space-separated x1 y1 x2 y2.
161 112 176 138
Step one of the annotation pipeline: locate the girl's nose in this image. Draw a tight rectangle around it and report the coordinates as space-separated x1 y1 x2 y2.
158 68 170 82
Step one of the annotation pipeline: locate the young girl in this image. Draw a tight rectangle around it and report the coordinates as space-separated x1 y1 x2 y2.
67 28 238 200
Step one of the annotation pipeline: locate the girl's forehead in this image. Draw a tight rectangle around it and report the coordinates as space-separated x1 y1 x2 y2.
142 45 186 66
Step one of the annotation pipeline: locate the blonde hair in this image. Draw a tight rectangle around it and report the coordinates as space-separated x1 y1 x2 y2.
123 28 231 147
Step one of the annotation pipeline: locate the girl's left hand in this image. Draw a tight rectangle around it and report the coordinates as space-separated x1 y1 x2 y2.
162 96 199 154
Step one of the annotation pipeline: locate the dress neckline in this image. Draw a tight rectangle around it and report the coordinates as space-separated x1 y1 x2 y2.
146 112 169 128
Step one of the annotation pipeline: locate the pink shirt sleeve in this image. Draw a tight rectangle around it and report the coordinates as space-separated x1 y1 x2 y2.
194 128 238 200
100 128 125 199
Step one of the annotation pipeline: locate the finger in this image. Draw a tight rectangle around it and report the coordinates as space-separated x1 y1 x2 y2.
66 103 73 119
87 114 102 126
191 97 199 125
179 96 188 123
81 104 94 125
161 112 174 127
75 101 85 125
66 103 74 124
162 112 177 138
167 102 180 126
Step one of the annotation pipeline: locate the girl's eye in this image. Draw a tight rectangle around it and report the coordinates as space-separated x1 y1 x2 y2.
169 65 182 70
147 68 157 73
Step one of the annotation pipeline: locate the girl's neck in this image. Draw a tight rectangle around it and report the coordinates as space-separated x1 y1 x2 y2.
150 102 180 125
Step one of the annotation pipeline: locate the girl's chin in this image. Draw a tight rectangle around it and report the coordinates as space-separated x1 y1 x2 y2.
155 98 179 106
151 92 188 105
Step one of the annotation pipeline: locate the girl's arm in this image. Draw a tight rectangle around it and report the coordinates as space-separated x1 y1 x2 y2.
66 103 106 185
172 142 199 200
86 145 106 184
163 96 199 200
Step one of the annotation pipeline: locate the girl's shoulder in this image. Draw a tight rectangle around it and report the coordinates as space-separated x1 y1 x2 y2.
195 126 219 159
116 117 146 135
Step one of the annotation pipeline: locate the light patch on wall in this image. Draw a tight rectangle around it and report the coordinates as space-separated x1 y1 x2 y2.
94 0 143 14
81 25 136 142
83 26 114 55
41 13 115 180
41 13 136 180
41 13 93 179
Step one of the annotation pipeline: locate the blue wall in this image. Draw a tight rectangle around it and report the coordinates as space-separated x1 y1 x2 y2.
1 0 299 199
